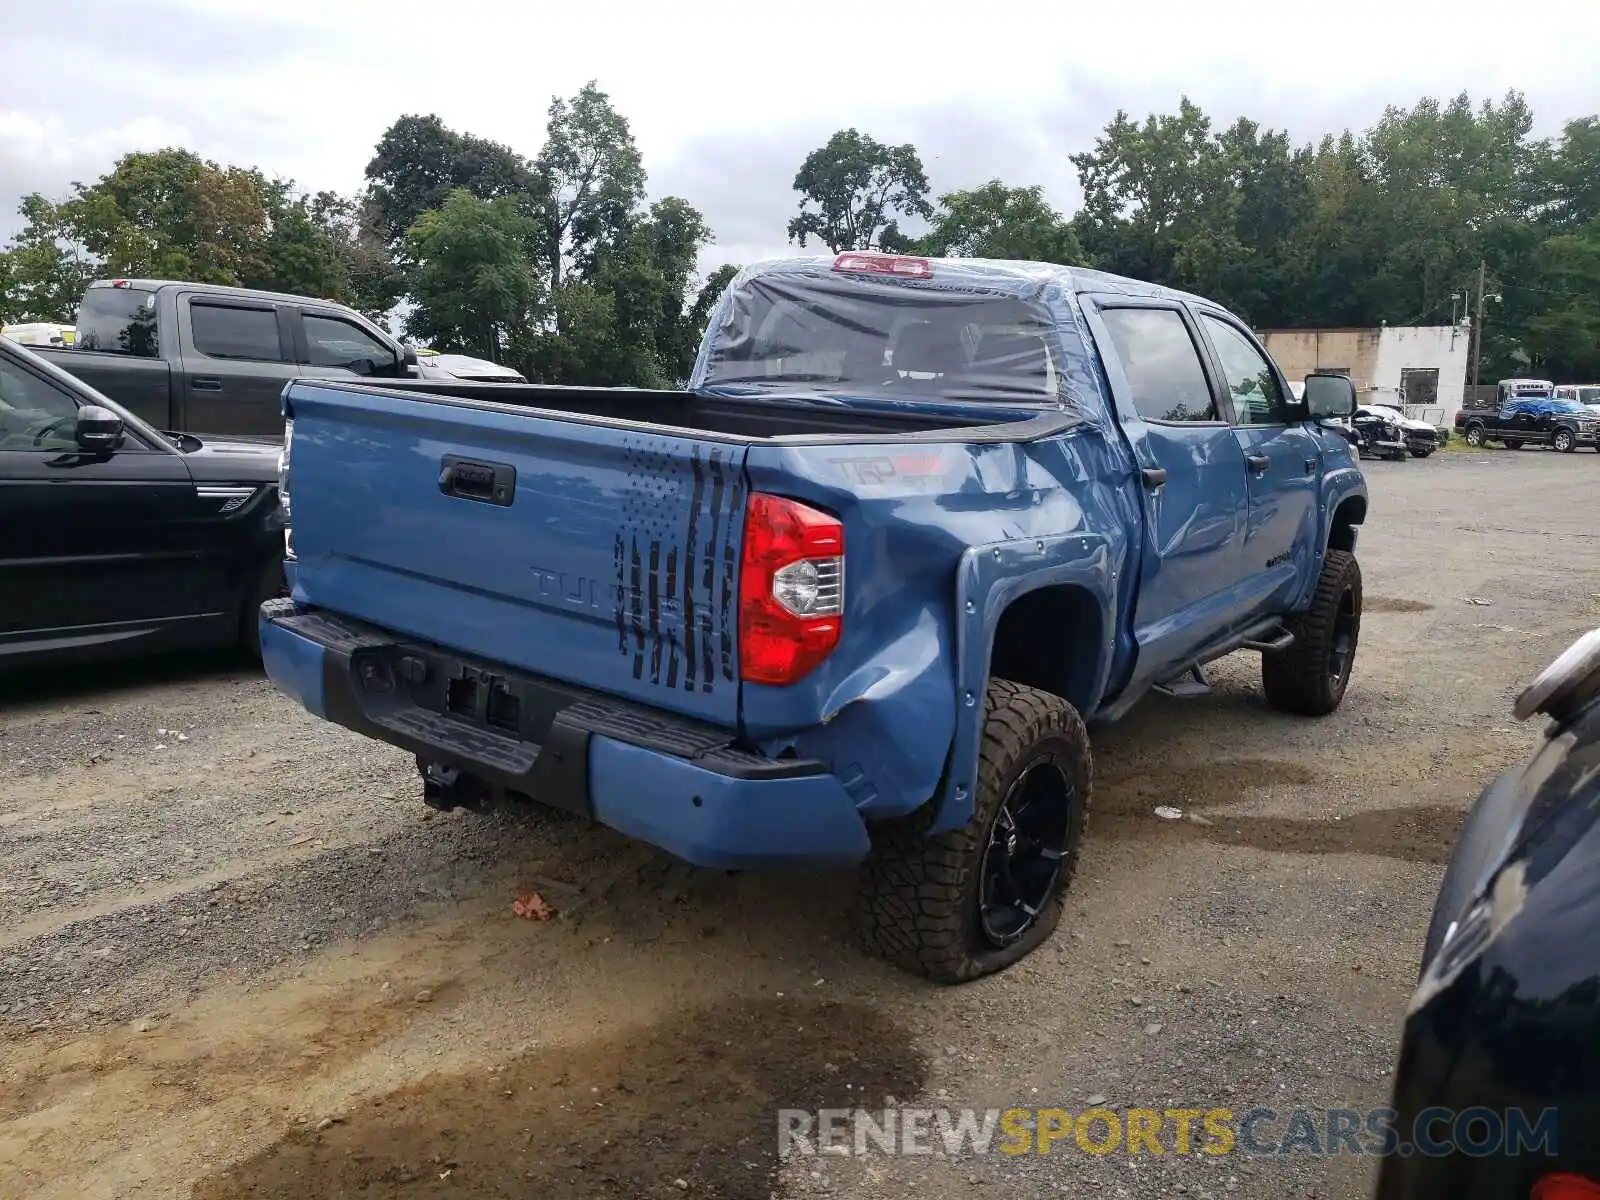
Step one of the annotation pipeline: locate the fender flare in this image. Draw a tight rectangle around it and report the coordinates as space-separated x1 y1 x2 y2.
926 531 1120 835
1318 468 1369 559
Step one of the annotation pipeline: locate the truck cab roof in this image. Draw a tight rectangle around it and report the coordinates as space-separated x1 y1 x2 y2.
735 253 1215 308
86 278 367 319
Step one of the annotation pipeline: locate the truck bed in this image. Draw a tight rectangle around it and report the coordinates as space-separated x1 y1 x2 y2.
362 378 1077 444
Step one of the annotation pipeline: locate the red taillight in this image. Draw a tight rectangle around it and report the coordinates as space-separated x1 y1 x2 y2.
739 493 844 686
832 251 932 279
110 279 129 288
1534 1176 1600 1200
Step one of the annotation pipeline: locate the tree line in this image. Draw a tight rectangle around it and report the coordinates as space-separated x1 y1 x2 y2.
2 84 1596 383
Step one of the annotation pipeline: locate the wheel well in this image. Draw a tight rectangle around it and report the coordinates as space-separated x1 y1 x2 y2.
1328 496 1367 554
988 586 1102 713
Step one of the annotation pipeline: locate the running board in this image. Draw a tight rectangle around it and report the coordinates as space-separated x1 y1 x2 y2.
1239 625 1295 653
1154 663 1212 699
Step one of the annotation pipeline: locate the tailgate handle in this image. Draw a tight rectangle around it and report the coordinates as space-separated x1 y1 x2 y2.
439 455 516 507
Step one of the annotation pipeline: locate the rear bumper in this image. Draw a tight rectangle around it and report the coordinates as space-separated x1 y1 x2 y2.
258 601 871 869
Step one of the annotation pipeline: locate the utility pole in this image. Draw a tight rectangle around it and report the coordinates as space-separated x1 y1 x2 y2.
1470 260 1486 396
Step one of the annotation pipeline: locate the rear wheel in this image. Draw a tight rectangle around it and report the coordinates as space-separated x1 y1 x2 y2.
1262 550 1362 717
1553 428 1577 453
859 680 1091 984
239 556 288 660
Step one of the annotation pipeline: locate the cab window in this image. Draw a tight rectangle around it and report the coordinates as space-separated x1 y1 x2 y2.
301 313 395 372
191 303 285 362
1098 307 1218 422
0 357 80 451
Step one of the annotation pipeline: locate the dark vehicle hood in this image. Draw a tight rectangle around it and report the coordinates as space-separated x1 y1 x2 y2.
1377 632 1600 1198
167 431 280 483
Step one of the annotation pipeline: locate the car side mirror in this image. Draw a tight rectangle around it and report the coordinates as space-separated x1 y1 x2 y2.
401 347 419 369
76 405 125 452
1304 373 1357 420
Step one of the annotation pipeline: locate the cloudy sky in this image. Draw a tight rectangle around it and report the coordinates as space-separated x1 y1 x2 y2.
2 0 1596 278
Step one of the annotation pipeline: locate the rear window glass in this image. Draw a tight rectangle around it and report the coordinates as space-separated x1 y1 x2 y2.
191 304 283 361
76 286 159 357
701 273 1064 405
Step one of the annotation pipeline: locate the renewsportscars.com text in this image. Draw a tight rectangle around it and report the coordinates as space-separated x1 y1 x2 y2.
778 1106 1560 1159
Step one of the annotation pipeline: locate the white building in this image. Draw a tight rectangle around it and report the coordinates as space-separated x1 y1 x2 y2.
1256 323 1473 427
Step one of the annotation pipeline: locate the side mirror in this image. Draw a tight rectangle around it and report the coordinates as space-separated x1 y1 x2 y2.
76 405 125 452
401 347 419 369
1304 373 1357 420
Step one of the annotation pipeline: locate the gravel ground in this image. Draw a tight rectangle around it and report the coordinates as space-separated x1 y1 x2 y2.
2 447 1597 1200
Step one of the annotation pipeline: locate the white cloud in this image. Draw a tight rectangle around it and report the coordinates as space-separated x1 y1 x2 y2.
2 0 1596 256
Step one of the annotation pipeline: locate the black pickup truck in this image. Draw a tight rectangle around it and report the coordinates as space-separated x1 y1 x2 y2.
29 279 419 439
1456 392 1600 452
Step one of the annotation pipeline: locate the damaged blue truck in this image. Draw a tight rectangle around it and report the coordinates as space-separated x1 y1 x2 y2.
260 252 1367 983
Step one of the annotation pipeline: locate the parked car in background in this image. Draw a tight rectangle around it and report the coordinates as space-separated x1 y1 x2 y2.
1377 626 1600 1198
260 251 1367 984
413 348 528 383
1358 403 1437 458
28 279 419 439
1455 393 1600 452
0 336 285 670
1555 383 1600 416
2 322 76 348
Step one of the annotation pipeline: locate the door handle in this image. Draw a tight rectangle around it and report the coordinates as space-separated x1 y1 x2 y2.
190 377 222 391
1246 453 1271 472
1303 456 1318 474
1140 467 1167 490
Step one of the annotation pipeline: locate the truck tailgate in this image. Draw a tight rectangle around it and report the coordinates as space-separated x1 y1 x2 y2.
284 382 748 725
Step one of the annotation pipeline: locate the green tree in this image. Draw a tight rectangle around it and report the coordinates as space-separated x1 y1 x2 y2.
0 193 96 321
787 129 933 252
1521 224 1600 380
364 115 540 245
916 181 1083 263
403 189 542 360
687 263 739 338
1071 98 1238 291
1540 117 1600 232
517 196 715 386
533 81 646 292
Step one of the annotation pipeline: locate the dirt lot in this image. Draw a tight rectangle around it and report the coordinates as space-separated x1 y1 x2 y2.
3 448 1598 1200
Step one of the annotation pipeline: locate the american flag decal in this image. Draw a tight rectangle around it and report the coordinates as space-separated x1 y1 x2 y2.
612 438 741 693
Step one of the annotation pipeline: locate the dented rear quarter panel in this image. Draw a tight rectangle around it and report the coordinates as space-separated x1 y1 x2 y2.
735 275 1145 830
740 422 1137 825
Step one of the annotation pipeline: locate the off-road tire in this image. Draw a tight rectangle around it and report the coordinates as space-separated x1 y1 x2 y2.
1505 439 1524 450
1553 428 1576 453
1463 425 1486 447
1262 549 1362 717
858 680 1091 984
1409 448 1433 459
240 555 288 660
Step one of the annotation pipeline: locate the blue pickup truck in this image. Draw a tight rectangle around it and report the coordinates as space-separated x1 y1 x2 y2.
259 252 1367 983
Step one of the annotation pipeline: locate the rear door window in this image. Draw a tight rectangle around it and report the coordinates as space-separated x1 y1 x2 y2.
1097 307 1218 422
190 303 284 362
